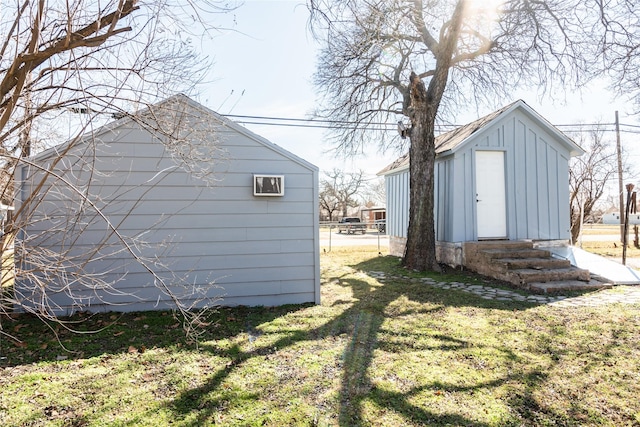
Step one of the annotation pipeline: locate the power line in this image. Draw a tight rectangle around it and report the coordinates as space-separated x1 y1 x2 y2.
223 113 640 134
234 120 393 131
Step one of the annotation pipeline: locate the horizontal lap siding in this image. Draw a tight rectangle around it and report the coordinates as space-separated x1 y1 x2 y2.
17 111 318 313
46 294 316 313
28 241 316 262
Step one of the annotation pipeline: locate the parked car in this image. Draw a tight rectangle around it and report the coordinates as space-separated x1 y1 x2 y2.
375 219 386 233
337 217 367 234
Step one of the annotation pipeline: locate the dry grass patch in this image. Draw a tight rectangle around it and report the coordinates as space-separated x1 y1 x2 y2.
579 240 640 258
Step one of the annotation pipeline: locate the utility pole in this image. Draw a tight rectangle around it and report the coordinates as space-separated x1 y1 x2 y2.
616 111 624 242
624 183 635 265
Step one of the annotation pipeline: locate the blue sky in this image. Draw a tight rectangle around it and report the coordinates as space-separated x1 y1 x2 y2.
198 1 359 175
196 0 639 180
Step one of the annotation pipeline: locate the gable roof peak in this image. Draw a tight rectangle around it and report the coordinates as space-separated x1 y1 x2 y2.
24 94 318 172
378 100 582 175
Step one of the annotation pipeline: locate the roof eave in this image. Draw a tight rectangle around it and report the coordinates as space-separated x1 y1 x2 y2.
377 162 409 176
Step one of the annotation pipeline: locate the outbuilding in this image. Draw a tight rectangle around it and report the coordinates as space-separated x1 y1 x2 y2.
379 100 584 266
14 94 320 314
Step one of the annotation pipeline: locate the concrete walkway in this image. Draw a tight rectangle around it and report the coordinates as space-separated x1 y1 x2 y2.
367 271 640 307
542 245 640 285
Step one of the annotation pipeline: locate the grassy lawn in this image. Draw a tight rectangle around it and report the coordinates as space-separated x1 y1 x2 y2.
1 246 640 426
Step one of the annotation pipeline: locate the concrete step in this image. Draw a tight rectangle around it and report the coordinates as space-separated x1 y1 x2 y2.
528 280 612 294
462 241 597 295
508 267 590 284
466 241 533 251
493 257 571 270
480 248 551 260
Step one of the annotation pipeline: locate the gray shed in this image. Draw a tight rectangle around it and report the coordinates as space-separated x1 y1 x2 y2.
15 95 320 314
379 100 584 264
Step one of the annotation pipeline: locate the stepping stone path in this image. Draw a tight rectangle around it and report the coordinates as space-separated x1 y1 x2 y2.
366 271 640 307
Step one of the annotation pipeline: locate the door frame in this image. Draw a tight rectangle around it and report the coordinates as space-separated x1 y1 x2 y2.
474 150 508 240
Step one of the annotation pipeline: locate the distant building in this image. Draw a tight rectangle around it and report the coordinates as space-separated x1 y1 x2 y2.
602 212 640 225
359 206 386 224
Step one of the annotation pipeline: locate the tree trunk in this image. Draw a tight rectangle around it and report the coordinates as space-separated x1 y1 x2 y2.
401 2 466 272
402 73 440 272
570 213 581 244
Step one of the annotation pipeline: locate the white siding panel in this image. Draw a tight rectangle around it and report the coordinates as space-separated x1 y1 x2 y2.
443 160 452 240
444 158 456 241
525 124 540 238
435 161 445 240
79 199 315 216
386 170 409 238
47 293 315 313
40 282 316 313
535 132 551 238
33 239 316 260
62 264 317 286
222 159 311 174
513 118 528 238
489 127 502 148
462 151 474 241
30 224 314 243
547 144 560 237
558 155 571 238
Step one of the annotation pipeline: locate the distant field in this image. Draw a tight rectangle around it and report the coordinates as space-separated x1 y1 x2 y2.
580 224 624 235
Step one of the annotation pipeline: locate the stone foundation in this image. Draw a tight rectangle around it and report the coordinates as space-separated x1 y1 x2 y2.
436 241 464 267
387 237 569 269
532 239 569 248
389 236 406 257
387 236 463 267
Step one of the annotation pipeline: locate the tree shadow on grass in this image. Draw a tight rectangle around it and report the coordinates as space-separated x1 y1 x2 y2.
0 305 303 366
2 251 618 425
162 255 563 426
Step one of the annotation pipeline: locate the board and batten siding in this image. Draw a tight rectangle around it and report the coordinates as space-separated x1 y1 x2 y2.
443 113 571 242
15 97 320 314
502 114 570 241
385 169 409 239
383 103 576 247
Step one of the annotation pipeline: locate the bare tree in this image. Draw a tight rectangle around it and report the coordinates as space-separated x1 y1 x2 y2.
319 182 341 222
0 1 236 337
361 177 386 208
319 168 365 220
568 128 618 244
595 0 640 112
308 0 597 271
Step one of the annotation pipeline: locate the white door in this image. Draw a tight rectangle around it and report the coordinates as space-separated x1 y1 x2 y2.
475 151 507 239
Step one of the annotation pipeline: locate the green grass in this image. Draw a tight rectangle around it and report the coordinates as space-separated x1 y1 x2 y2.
1 247 640 426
